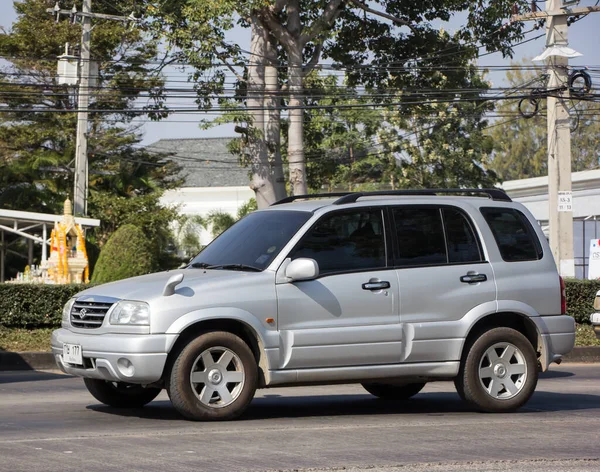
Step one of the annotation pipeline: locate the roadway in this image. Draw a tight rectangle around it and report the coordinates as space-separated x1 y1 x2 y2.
0 364 599 472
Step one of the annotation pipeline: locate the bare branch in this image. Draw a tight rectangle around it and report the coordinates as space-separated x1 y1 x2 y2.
300 0 345 45
215 51 244 82
347 0 416 31
303 43 323 76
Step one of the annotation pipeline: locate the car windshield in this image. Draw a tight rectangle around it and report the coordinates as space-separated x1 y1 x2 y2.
189 210 312 271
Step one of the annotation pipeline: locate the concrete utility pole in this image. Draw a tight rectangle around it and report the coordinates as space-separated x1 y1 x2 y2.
512 1 600 278
49 3 136 216
74 0 92 217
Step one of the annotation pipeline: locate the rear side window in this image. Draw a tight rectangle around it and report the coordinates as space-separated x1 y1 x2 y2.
392 208 447 266
481 207 543 262
443 208 483 263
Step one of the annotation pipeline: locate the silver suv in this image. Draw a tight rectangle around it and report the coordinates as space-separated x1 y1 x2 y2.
52 189 576 420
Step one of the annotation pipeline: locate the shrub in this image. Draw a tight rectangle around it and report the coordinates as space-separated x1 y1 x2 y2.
0 284 86 328
565 278 600 324
91 224 155 284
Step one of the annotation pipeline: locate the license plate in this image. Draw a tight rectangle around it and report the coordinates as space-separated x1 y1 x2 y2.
63 343 83 365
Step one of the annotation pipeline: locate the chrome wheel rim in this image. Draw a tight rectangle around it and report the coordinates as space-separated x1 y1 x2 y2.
190 346 245 409
478 342 527 400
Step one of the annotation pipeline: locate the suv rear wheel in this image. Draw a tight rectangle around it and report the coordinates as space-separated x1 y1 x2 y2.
455 327 538 412
167 331 258 421
83 378 161 408
362 382 426 400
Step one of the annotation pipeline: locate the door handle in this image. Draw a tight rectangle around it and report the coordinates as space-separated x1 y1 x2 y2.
460 273 487 284
362 279 391 291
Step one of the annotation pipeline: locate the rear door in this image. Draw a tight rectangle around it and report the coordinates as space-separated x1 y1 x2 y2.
390 205 497 362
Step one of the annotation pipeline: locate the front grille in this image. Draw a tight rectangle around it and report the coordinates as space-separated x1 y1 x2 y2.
70 300 114 329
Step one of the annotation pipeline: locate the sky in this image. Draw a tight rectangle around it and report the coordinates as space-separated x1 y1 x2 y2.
1 1 599 145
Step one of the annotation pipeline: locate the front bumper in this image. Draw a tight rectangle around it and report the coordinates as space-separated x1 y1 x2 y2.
51 328 178 384
533 315 576 371
591 313 600 339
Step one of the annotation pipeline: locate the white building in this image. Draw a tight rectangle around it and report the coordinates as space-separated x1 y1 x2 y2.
150 138 254 246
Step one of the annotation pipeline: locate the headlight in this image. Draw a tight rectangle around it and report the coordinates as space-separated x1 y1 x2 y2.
62 298 76 326
109 301 150 325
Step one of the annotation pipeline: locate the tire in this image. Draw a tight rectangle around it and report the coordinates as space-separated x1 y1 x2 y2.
167 331 258 421
362 382 426 400
455 327 538 413
83 378 161 408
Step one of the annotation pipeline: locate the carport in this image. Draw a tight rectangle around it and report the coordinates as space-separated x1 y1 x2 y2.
0 208 100 282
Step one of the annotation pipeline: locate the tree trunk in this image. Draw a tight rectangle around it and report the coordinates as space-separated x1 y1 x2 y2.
247 16 278 209
264 33 287 201
287 43 307 196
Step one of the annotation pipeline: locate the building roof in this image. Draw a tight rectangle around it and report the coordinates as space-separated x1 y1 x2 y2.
146 137 250 188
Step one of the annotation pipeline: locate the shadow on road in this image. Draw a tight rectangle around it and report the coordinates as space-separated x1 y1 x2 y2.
86 389 600 422
539 370 575 379
0 371 72 384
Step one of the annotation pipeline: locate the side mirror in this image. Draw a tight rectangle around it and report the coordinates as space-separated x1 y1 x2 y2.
286 258 319 282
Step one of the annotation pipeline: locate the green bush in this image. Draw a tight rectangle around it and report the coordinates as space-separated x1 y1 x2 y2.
565 279 600 324
91 224 155 284
0 284 86 328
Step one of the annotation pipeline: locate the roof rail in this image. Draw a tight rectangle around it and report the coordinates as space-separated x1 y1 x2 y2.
271 192 352 206
271 188 511 206
333 188 511 204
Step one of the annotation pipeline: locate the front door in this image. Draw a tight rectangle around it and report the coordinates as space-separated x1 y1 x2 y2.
275 208 402 369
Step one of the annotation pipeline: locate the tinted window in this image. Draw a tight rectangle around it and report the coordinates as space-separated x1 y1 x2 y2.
291 209 386 274
481 207 543 262
443 208 483 263
190 210 311 270
393 208 447 266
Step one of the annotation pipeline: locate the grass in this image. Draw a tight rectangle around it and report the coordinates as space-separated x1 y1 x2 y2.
0 327 54 352
575 323 600 347
0 324 599 353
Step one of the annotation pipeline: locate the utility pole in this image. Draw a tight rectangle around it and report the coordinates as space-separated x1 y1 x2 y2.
512 1 600 278
74 0 91 217
49 3 137 216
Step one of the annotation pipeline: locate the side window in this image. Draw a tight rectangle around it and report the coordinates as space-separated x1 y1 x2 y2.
291 209 386 274
392 208 447 266
481 207 543 262
443 208 483 263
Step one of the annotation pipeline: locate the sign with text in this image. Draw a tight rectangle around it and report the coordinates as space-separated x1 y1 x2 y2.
558 191 573 212
588 239 600 280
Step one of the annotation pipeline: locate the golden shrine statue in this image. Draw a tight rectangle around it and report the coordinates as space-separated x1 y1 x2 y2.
46 198 90 284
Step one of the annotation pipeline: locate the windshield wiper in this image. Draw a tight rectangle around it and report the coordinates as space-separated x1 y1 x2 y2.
189 262 262 272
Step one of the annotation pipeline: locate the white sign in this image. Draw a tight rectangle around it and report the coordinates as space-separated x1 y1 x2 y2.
588 239 600 280
558 191 573 212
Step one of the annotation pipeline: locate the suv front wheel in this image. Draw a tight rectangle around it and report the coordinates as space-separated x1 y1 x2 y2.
455 327 538 412
167 331 258 421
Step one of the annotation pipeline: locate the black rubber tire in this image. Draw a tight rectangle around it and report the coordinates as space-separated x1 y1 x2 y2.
362 382 426 400
455 327 538 413
83 378 161 408
167 331 258 421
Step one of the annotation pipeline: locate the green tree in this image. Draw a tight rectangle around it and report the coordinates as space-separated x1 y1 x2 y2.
87 192 180 269
149 0 527 201
489 65 600 181
91 224 155 284
0 0 178 214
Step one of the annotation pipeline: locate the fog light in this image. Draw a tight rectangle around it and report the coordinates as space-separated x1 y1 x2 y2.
117 358 134 377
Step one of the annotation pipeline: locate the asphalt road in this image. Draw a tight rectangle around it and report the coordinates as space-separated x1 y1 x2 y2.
0 364 599 472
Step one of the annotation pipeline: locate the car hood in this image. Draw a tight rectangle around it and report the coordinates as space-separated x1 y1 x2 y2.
75 268 265 303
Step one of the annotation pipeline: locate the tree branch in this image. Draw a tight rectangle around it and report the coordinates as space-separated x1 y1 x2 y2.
347 0 416 31
303 43 323 76
215 51 244 82
300 0 345 45
260 8 296 50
